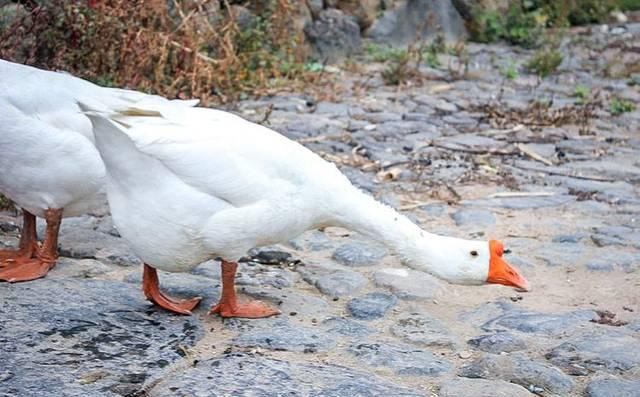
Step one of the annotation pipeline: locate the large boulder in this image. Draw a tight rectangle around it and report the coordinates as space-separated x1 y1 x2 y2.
451 0 511 21
330 0 384 29
304 8 362 63
366 0 467 46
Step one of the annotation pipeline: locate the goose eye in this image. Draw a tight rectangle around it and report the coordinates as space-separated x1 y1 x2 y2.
470 250 478 257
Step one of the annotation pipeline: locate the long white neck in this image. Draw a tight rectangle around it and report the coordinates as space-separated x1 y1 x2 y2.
328 189 486 284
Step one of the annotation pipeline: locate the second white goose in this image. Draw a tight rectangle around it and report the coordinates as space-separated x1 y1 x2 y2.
84 104 530 318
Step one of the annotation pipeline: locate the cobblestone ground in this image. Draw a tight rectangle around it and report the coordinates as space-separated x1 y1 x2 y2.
1 25 640 397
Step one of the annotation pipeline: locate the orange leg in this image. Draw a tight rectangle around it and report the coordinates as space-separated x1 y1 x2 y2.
0 210 38 264
209 260 280 318
142 263 202 315
0 208 62 283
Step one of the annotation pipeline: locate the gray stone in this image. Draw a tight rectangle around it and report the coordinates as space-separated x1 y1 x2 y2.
52 258 114 279
193 260 297 288
459 353 575 395
316 270 368 296
551 234 586 243
347 292 397 320
240 286 329 320
307 0 324 18
245 247 294 265
533 242 585 267
586 262 615 271
289 230 334 251
38 216 141 266
322 317 374 337
546 331 640 375
232 319 335 353
459 301 514 327
0 278 202 397
373 268 443 300
585 378 640 397
439 377 533 397
591 225 640 249
482 309 597 336
349 342 451 376
391 312 456 348
314 101 351 116
305 9 361 63
467 333 527 353
451 0 510 21
151 353 424 397
333 242 387 267
419 203 447 216
367 0 466 45
451 208 496 227
584 249 640 273
463 195 575 209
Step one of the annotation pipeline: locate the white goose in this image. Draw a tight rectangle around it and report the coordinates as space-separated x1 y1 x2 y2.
0 59 197 284
83 103 530 318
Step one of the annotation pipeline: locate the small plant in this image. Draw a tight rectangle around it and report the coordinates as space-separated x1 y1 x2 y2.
609 97 636 115
503 4 545 48
526 48 563 78
573 85 591 104
381 50 412 85
424 50 440 68
365 43 406 63
470 10 504 43
501 60 519 80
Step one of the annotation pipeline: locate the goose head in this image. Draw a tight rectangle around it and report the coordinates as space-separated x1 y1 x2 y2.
405 235 530 291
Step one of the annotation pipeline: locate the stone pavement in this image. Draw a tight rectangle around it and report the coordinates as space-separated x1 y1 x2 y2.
1 24 640 397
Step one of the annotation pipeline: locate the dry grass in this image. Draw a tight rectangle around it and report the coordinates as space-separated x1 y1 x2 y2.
0 0 321 104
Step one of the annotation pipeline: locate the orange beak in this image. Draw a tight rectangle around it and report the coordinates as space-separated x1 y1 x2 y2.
487 240 530 291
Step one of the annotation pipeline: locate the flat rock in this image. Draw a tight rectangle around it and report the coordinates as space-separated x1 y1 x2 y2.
347 292 397 320
467 333 527 353
391 312 457 348
459 353 575 395
533 242 586 267
439 377 533 397
0 278 202 397
585 378 640 397
591 225 640 249
349 342 451 376
546 331 640 375
321 317 374 337
288 230 334 251
451 208 496 227
373 268 443 300
333 242 387 267
463 195 575 209
584 249 640 273
482 309 597 336
232 319 335 353
315 270 368 297
192 260 296 289
238 285 330 320
151 353 423 397
51 258 115 279
42 218 141 267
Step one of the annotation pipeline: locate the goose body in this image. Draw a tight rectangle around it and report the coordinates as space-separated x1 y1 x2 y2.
86 102 530 317
0 59 197 282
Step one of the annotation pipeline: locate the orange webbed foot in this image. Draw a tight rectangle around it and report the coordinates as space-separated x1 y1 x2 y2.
142 263 202 315
209 300 280 318
0 257 55 282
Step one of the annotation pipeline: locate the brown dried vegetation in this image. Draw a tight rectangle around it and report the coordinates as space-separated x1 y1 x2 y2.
0 0 316 104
